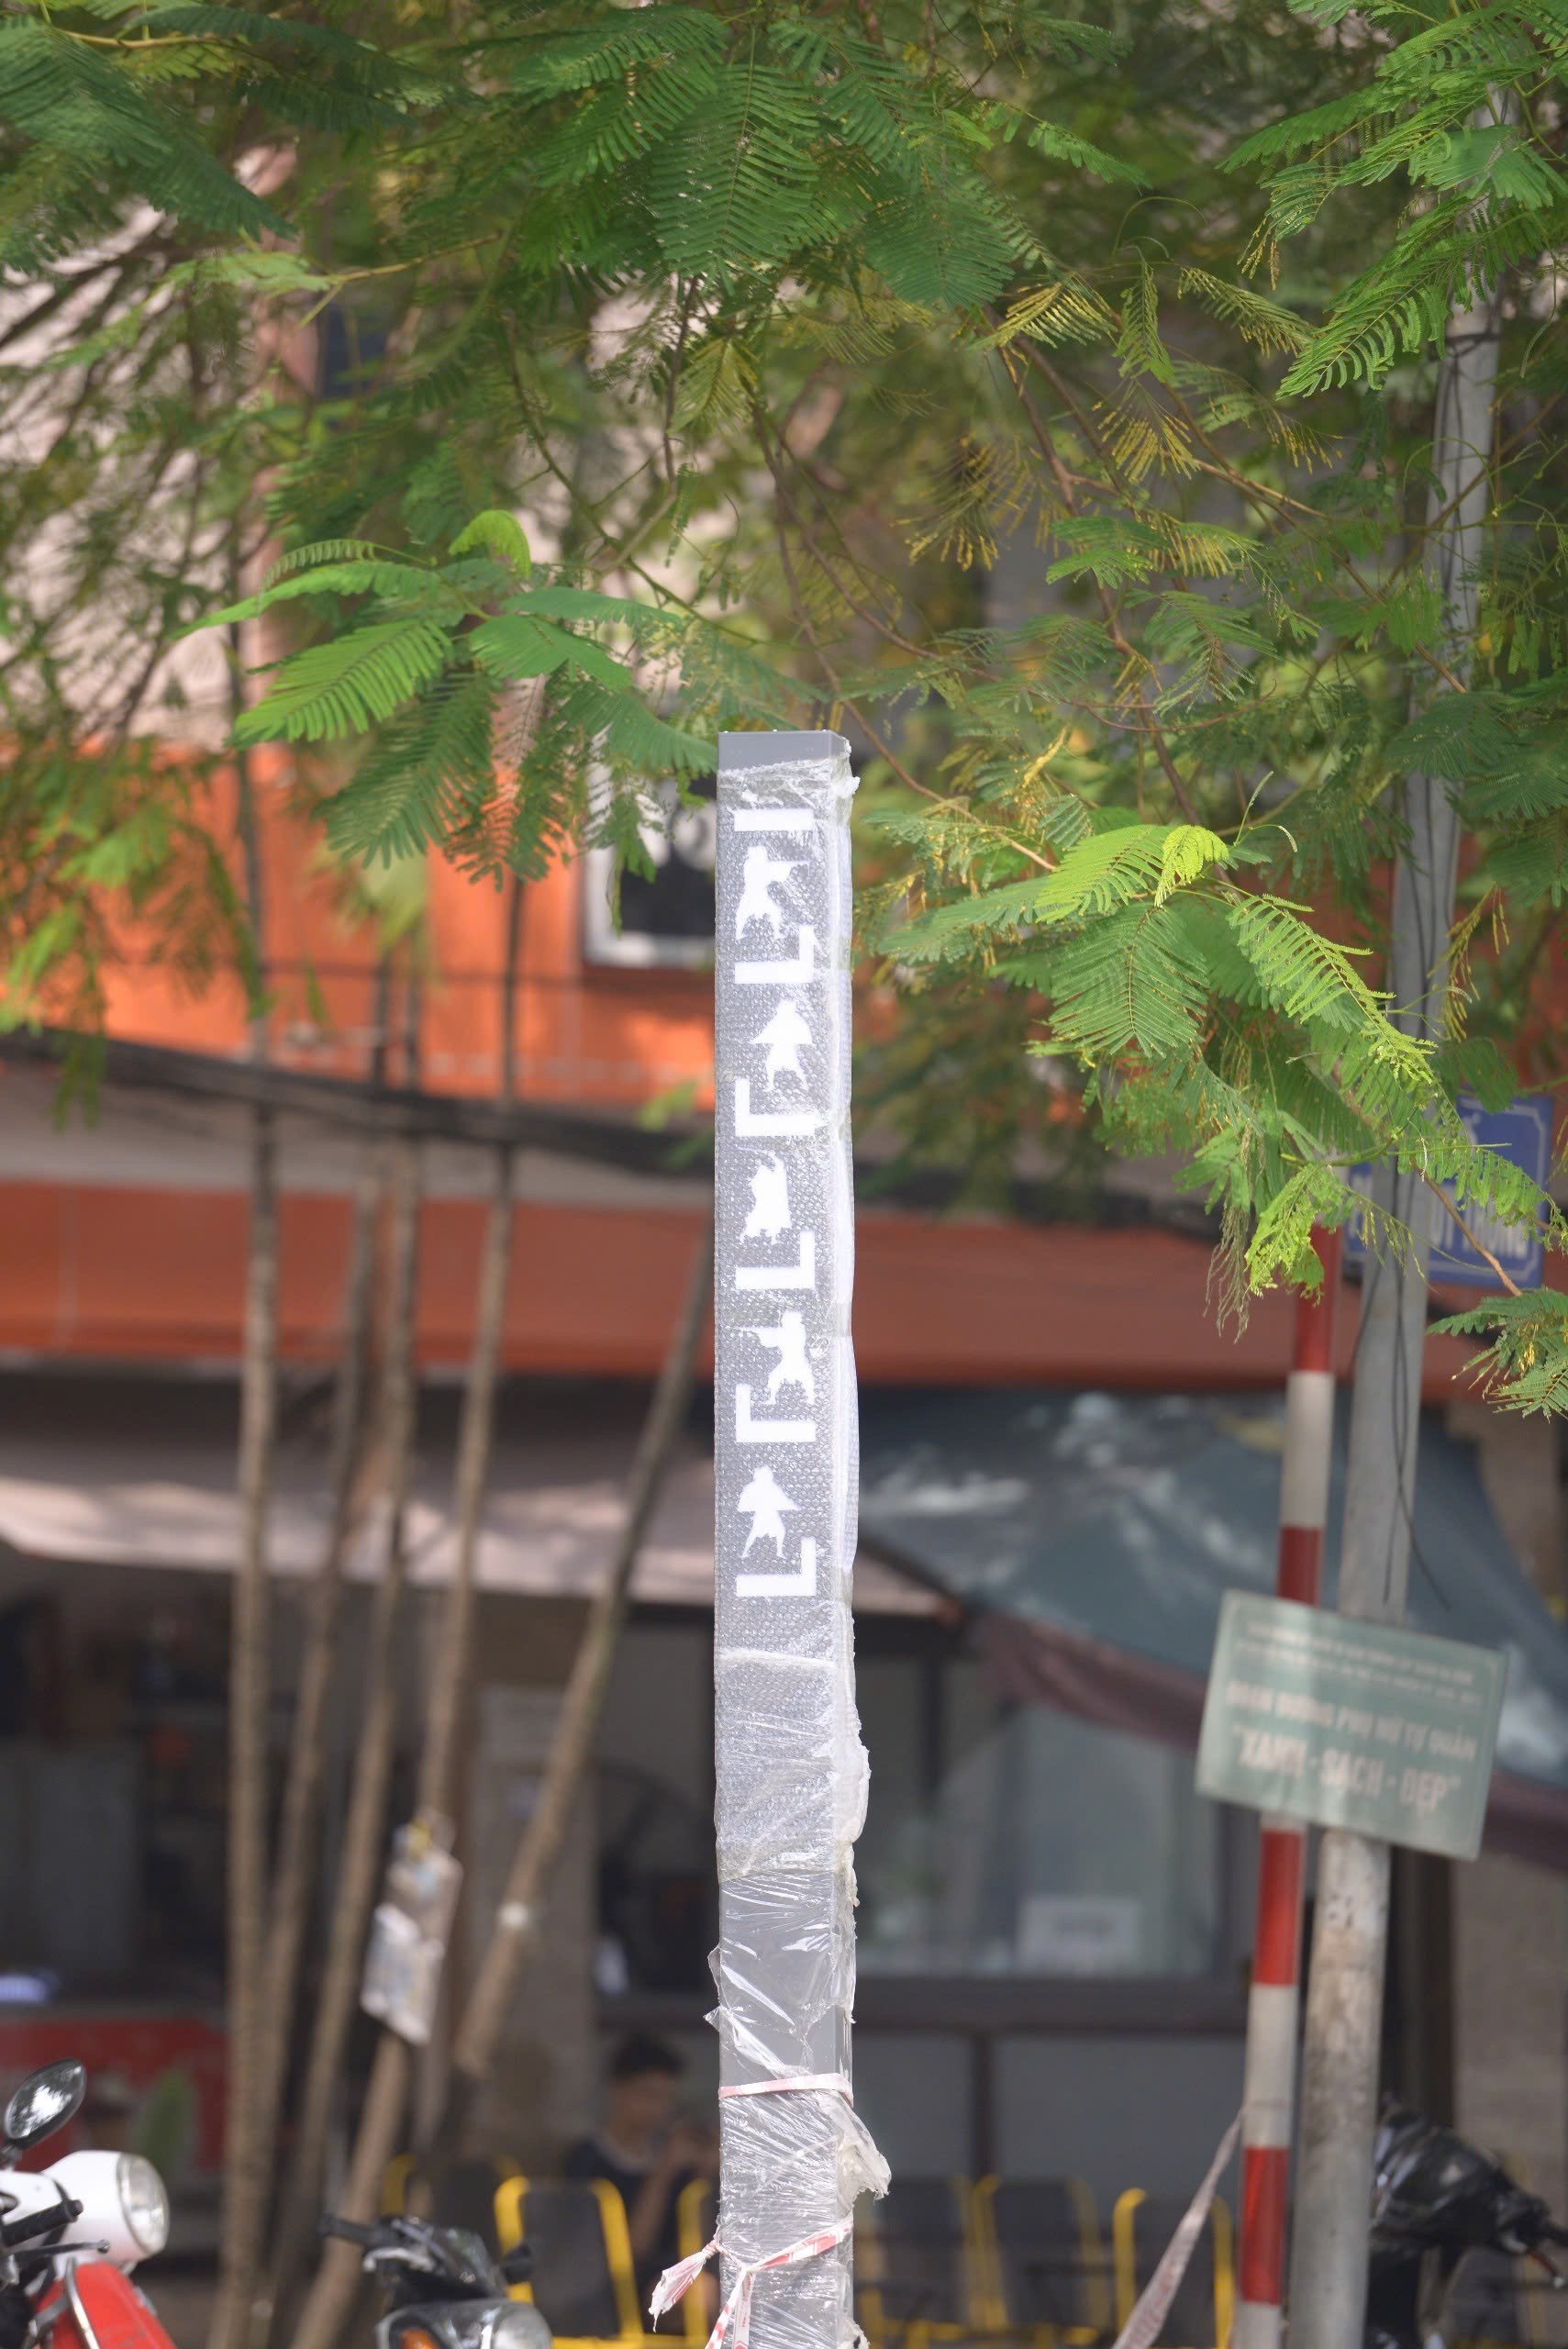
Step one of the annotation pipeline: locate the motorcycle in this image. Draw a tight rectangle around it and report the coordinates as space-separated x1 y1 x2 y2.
320 2208 550 2349
1367 2103 1568 2349
0 2059 172 2349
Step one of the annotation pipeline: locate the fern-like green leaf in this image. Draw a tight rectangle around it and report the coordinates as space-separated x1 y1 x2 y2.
0 20 286 235
238 619 455 743
450 510 532 575
1155 826 1231 902
1434 1290 1568 1415
324 670 501 865
471 613 629 689
1116 259 1176 386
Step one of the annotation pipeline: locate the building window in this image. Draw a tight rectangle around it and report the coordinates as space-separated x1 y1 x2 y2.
856 1646 1222 1979
594 1619 717 1996
581 774 716 970
595 1616 1227 1998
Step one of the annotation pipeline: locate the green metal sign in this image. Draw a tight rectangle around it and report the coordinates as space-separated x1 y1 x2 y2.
1196 1592 1507 1860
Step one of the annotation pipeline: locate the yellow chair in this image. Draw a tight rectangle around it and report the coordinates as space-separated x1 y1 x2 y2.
855 2178 991 2349
495 2176 667 2349
1111 2188 1234 2349
383 2154 417 2217
674 2178 717 2348
854 2197 902 2349
1211 2199 1233 2349
959 2176 999 2340
494 2174 537 2306
973 2175 1108 2345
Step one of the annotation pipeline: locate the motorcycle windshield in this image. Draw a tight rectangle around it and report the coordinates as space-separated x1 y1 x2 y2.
397 2221 505 2298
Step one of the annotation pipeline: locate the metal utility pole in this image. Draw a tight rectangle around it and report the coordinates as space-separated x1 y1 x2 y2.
651 731 886 2349
1287 235 1505 2349
1236 1227 1342 2349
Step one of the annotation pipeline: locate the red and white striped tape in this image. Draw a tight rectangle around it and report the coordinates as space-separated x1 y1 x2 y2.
1236 1227 1341 2349
650 2217 853 2349
1112 2115 1241 2349
718 2074 852 2105
651 2072 857 2349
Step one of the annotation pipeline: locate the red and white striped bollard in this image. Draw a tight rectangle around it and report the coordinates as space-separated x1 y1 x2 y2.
1235 1226 1343 2349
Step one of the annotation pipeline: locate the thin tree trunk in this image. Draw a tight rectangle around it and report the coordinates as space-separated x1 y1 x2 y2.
293 1222 712 2349
289 2032 415 2349
290 882 524 2349
432 1220 713 2164
217 1104 279 2349
417 877 524 1830
223 958 394 2349
213 673 281 2349
240 1127 384 2349
403 885 523 2162
264 1121 424 2341
241 960 393 2349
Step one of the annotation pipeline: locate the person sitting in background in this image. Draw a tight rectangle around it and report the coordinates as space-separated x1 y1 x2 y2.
563 2033 717 2304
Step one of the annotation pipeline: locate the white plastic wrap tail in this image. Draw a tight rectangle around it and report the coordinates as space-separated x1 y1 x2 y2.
709 731 887 2349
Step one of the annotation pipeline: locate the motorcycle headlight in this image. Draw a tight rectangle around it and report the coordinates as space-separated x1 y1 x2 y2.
487 2311 549 2349
431 2306 550 2349
116 2154 170 2256
497 2310 554 2349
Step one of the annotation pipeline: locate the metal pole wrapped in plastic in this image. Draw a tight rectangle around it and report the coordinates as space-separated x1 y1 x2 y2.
662 730 886 2349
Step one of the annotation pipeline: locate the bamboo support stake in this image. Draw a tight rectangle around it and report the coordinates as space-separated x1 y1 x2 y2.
212 699 280 2349
292 1225 711 2349
264 1130 424 2341
417 879 524 1832
244 1131 383 2345
441 1219 712 2138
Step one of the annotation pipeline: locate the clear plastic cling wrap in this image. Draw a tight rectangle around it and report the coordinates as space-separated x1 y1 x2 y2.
709 732 888 2349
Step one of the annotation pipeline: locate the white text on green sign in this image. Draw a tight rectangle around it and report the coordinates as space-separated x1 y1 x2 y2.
1195 1593 1507 1860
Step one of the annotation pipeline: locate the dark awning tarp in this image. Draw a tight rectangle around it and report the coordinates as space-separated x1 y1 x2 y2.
857 1389 1568 1872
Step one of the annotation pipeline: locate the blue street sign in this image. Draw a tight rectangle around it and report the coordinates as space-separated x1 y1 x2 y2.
1344 1093 1553 1290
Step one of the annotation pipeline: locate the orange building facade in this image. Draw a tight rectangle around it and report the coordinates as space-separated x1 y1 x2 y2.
5 772 1565 2222
0 769 1487 1394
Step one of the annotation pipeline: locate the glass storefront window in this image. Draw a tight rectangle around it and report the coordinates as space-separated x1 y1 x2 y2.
597 1619 1225 1993
857 1653 1221 1978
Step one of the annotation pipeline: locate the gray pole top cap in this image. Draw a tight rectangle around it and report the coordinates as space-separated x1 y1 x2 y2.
718 730 851 769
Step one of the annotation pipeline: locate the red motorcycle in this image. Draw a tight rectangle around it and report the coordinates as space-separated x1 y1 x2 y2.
0 2062 173 2349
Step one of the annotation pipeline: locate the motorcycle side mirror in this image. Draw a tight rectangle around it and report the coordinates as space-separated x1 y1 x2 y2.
2 2062 87 2158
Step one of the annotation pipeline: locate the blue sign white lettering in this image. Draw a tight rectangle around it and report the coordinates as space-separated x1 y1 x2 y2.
1344 1093 1551 1289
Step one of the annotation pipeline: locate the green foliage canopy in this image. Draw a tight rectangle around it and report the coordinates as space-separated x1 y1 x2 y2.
4 0 1566 1405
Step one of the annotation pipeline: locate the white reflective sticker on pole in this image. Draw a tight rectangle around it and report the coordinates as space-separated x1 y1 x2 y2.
1242 1982 1300 2150
1280 1369 1336 1532
1233 2300 1284 2349
707 732 887 2349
